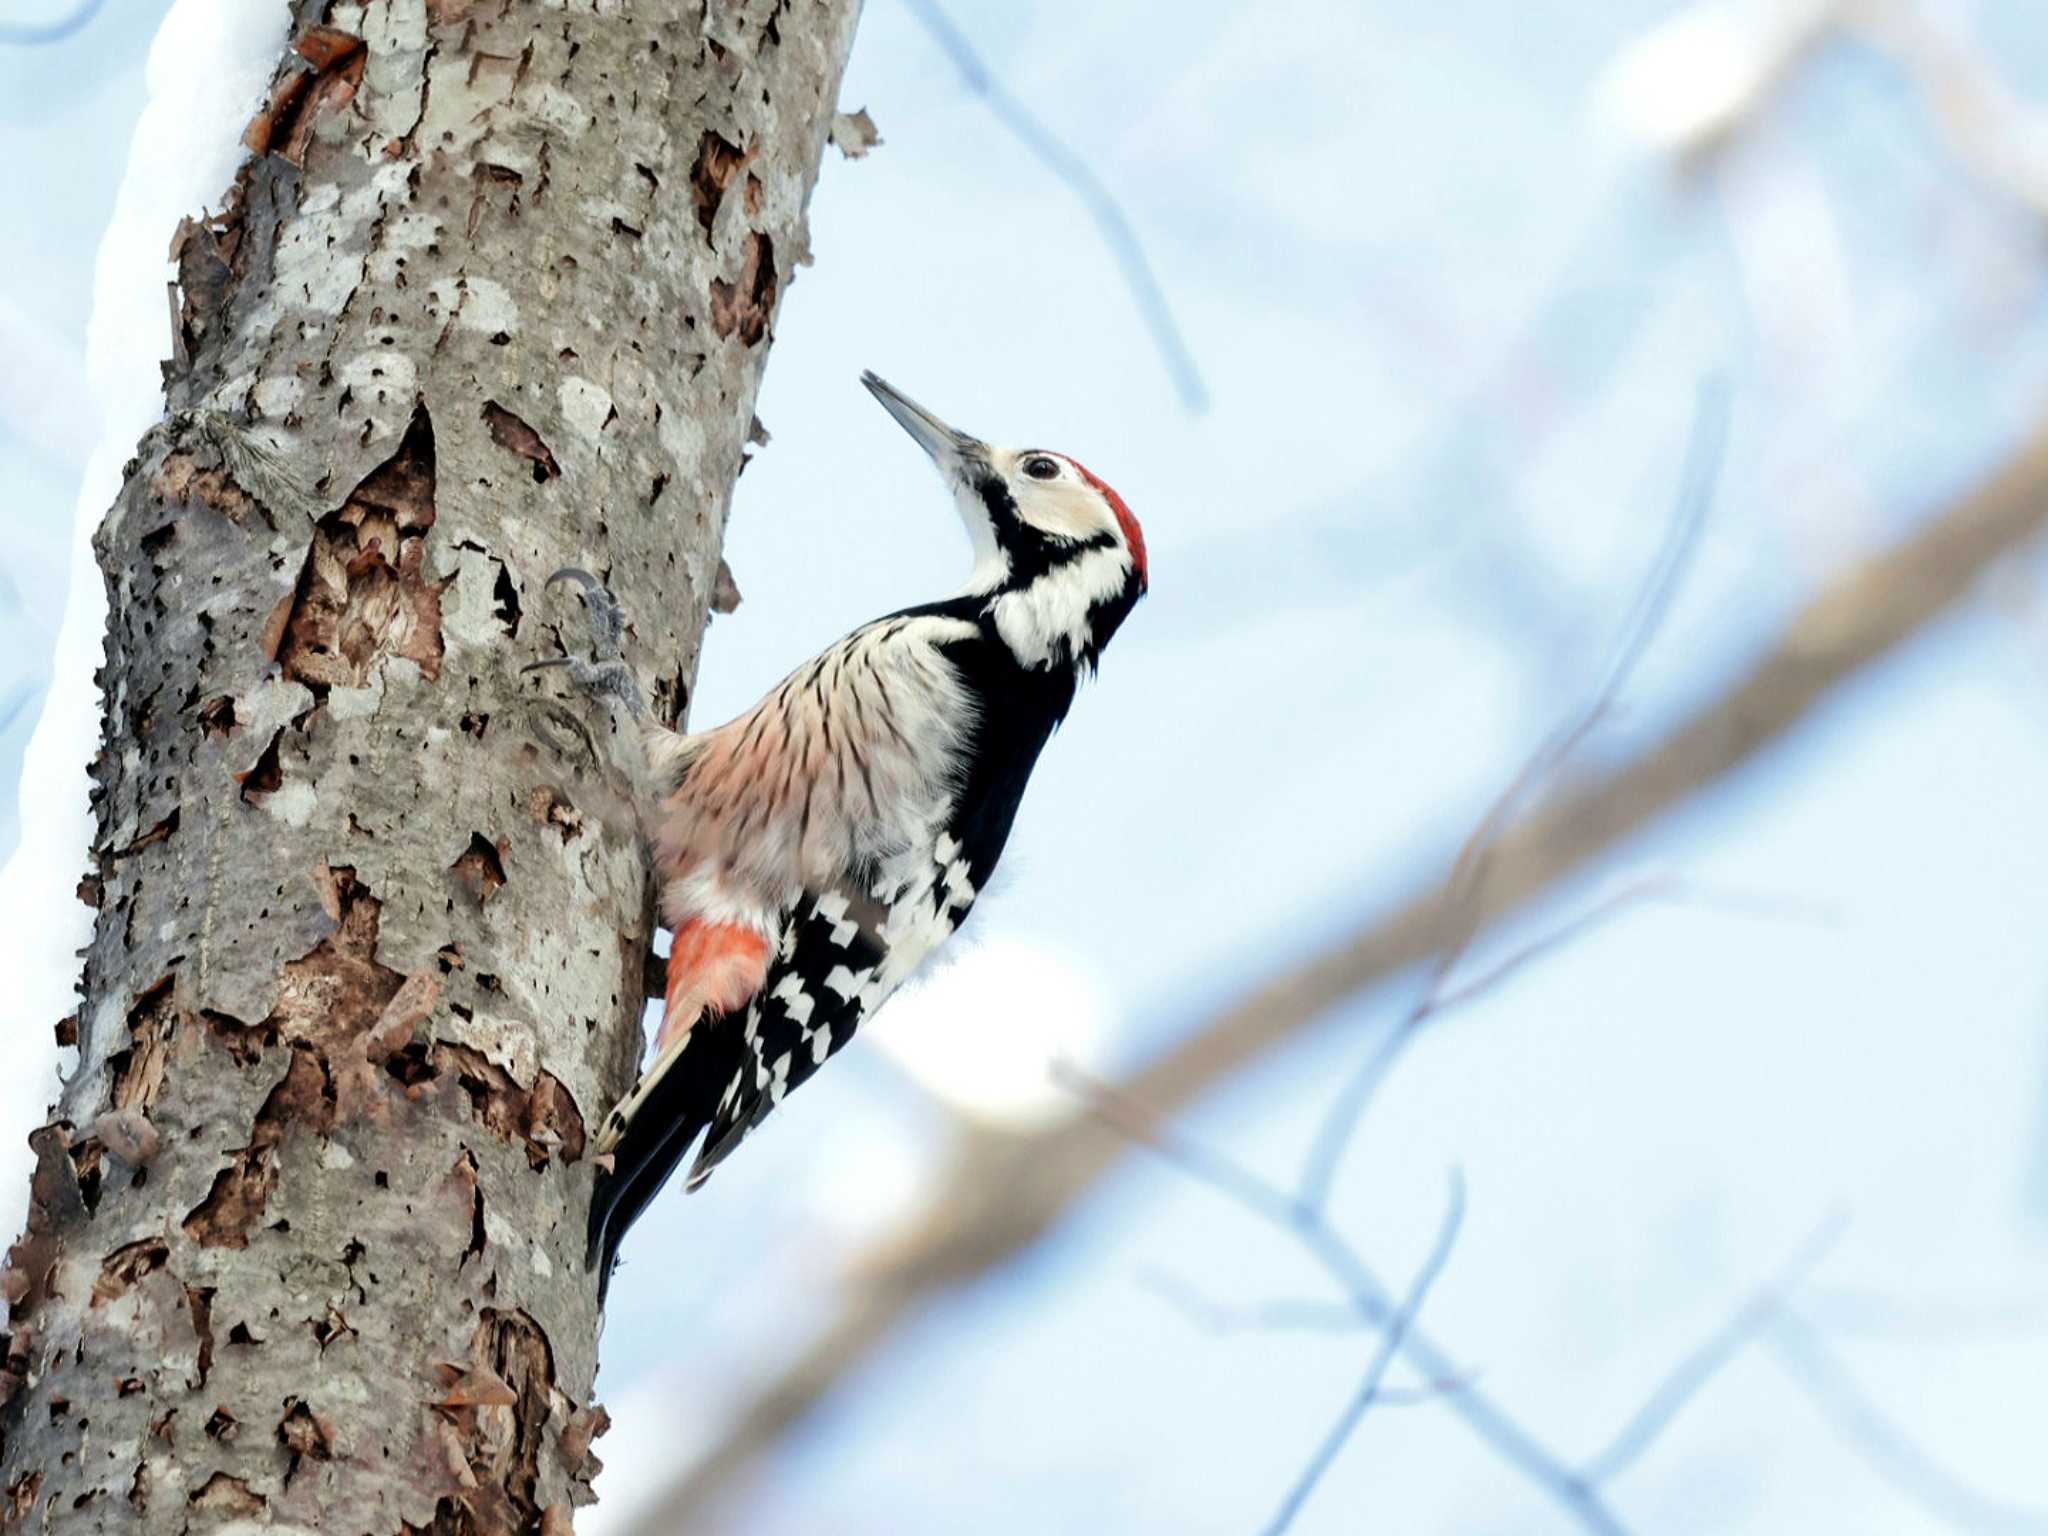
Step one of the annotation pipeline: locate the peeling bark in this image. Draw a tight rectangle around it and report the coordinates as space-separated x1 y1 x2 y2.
1 0 862 1528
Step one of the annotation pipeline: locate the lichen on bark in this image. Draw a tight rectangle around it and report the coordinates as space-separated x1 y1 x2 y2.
0 0 863 1527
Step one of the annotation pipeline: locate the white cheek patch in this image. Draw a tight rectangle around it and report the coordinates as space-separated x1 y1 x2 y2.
990 546 1131 668
1014 477 1114 543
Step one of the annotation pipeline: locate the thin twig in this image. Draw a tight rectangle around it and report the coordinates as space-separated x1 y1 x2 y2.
0 0 104 45
1579 1211 1848 1487
1140 1274 1368 1337
1800 1287 2048 1340
1260 1173 1467 1536
896 0 1209 413
1845 0 2048 223
1768 1309 2048 1534
1056 1060 1303 1231
1064 1067 1632 1536
626 413 2048 1536
1420 872 1836 1015
1423 877 1675 1014
1295 379 1732 1215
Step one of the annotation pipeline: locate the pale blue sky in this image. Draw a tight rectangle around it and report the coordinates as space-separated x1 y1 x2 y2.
5 2 2048 1532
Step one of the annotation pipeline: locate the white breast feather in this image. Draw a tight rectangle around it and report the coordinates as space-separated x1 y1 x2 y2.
989 546 1129 668
652 615 979 932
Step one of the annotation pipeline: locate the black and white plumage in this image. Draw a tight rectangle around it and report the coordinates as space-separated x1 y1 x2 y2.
548 374 1147 1296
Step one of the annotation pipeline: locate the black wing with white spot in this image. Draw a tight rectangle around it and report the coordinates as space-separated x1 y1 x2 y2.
684 885 892 1185
587 610 1087 1300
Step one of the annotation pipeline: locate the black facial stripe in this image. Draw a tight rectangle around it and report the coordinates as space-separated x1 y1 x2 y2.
973 472 1020 530
973 473 1119 587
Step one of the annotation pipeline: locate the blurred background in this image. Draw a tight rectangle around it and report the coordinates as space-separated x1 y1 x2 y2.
7 0 2048 1531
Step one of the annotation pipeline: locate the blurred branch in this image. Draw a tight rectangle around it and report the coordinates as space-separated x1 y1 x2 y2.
1578 1212 1847 1487
897 0 1209 413
1297 380 1727 1214
1259 1174 1465 1536
0 0 104 45
1768 1310 2048 1533
1594 0 1843 162
1066 391 1722 1533
1562 1210 2048 1530
1600 0 2048 228
1072 1076 1627 1536
1844 0 2048 222
627 411 2048 1534
1801 1286 2048 1340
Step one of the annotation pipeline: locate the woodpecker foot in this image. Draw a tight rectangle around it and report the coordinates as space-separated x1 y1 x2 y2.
526 568 647 719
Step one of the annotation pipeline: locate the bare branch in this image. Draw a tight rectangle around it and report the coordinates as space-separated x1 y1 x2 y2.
1845 0 2048 223
1124 401 2048 1187
1140 1274 1369 1337
1063 1070 1630 1536
1055 1062 1302 1233
1421 871 1836 1015
1767 1310 2048 1533
629 410 2048 1535
0 0 104 46
897 0 1208 412
1295 379 1730 1214
1579 1212 1848 1487
1801 1287 2048 1340
1260 1174 1466 1536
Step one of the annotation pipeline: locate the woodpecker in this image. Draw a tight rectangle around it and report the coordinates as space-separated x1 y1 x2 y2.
534 373 1147 1296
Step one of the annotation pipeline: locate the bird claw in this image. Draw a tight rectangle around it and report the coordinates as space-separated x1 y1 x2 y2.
528 567 646 719
545 567 627 659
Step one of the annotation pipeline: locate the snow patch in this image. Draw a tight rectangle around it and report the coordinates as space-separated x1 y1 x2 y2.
0 0 288 1227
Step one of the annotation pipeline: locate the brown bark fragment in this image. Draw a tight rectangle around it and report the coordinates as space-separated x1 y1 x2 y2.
150 453 259 523
367 969 442 1058
91 1108 160 1168
196 694 237 738
242 68 311 156
107 975 179 1114
181 1048 329 1248
558 1402 609 1479
449 833 508 905
103 810 178 863
429 1309 555 1530
527 785 585 844
430 1044 584 1169
90 1239 168 1307
690 130 753 243
276 1396 337 1477
292 24 363 71
246 25 366 167
712 558 742 614
279 407 444 695
482 403 560 482
5 1473 41 1523
437 1366 518 1408
710 231 778 346
234 727 285 802
188 1471 265 1517
829 107 880 158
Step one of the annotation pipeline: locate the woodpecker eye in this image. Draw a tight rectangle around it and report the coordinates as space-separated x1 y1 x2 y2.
1021 455 1061 481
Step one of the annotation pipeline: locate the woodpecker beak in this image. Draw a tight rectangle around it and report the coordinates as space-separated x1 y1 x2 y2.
862 371 983 474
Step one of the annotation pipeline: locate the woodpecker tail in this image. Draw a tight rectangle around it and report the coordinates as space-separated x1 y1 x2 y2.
585 1019 733 1301
587 919 774 1300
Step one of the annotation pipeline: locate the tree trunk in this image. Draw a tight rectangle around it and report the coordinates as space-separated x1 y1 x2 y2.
0 0 860 1528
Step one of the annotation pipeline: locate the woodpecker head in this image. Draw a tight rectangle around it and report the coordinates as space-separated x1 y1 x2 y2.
863 371 1147 672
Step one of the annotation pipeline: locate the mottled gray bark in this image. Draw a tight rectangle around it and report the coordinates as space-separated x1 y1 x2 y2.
0 0 861 1529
